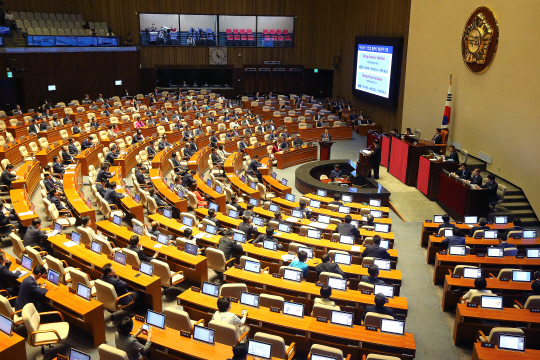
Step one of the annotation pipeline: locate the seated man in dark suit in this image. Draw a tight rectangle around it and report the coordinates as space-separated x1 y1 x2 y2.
148 188 172 213
336 215 360 238
441 228 466 250
210 147 226 177
67 138 79 156
238 137 249 152
104 145 119 165
248 155 264 183
39 118 49 131
216 229 243 282
469 217 489 237
470 168 483 186
205 208 222 230
361 293 395 322
293 135 304 147
104 182 126 208
170 152 186 174
329 193 344 206
315 253 346 279
432 128 443 144
437 214 455 231
61 145 75 165
48 189 66 211
0 164 19 189
321 129 332 141
294 200 313 220
100 263 140 307
181 170 197 188
28 119 39 135
23 218 48 249
146 141 157 159
496 234 514 249
505 218 523 237
95 179 107 197
446 145 460 162
362 235 391 259
81 136 93 151
228 195 243 216
0 252 20 296
158 135 171 151
96 164 114 184
454 163 471 180
209 131 219 148
330 164 342 178
481 174 499 209
360 264 386 286
14 265 48 311
127 235 160 263
238 215 258 240
279 138 289 151
253 226 283 250
134 163 150 187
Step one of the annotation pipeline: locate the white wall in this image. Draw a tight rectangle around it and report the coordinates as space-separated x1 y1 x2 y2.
256 16 294 33
403 0 540 214
218 15 256 32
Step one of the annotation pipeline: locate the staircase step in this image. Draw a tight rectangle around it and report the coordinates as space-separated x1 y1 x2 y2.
520 217 539 227
504 202 532 210
504 195 526 202
510 209 536 216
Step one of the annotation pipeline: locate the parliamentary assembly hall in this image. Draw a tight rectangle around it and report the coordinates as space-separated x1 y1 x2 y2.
0 1 538 359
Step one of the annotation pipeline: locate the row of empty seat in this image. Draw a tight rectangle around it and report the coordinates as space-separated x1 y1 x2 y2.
9 12 83 22
16 19 108 31
26 28 108 36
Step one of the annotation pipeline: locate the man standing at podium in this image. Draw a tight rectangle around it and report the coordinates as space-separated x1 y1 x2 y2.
321 129 332 141
330 164 342 178
369 139 381 179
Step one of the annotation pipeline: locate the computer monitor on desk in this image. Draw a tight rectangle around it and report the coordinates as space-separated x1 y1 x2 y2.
68 349 91 360
247 339 272 359
193 325 215 345
498 334 526 352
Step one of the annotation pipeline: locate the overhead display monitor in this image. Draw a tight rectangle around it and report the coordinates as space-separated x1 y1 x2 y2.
219 15 256 47
139 13 180 45
352 36 404 108
256 16 294 47
180 14 217 46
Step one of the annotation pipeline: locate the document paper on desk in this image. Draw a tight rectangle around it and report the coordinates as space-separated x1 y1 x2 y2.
308 222 329 229
17 211 34 216
193 232 207 239
281 254 295 261
63 240 78 247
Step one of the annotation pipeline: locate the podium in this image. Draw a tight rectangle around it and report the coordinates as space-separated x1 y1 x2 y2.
356 150 372 178
318 141 334 161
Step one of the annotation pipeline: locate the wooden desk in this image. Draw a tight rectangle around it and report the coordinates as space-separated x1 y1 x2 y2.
149 169 188 214
453 304 540 347
109 166 144 222
262 175 291 197
0 134 39 165
433 253 540 284
75 144 104 176
96 220 208 285
223 267 408 322
356 124 382 136
131 318 279 360
420 220 512 247
35 139 68 169
10 189 40 227
426 235 540 263
274 145 317 169
442 275 534 311
0 331 26 360
63 164 97 230
114 138 153 178
150 140 186 173
471 342 540 360
227 173 260 200
302 193 390 216
437 172 490 221
298 127 353 141
224 151 244 174
11 160 41 198
38 127 63 143
179 290 416 359
416 156 459 200
47 234 163 311
6 252 106 348
194 174 226 212
245 142 270 159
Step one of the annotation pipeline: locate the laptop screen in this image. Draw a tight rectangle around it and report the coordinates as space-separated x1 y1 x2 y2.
369 199 381 207
157 234 169 245
112 215 122 226
374 223 389 233
253 217 264 226
71 231 81 244
374 284 394 298
269 204 280 212
21 255 33 271
0 314 12 336
202 281 220 297
318 215 330 224
132 224 143 235
209 202 219 212
247 339 272 359
182 217 193 227
250 182 257 190
337 206 350 214
146 310 165 329
278 223 291 233
281 178 287 186
307 229 321 239
463 268 482 279
177 190 184 198
206 179 212 188
283 301 304 318
68 349 91 360
297 246 314 259
169 183 174 191
317 189 327 197
215 185 222 194
263 240 277 251
494 216 507 224
523 230 537 239
370 210 382 218
339 234 354 245
283 268 302 282
244 260 261 274
163 208 172 219
527 249 540 258
310 200 321 208
330 310 353 327
328 277 347 291
449 245 466 256
498 334 526 352
380 240 389 249
205 224 217 235
487 247 504 257
241 175 246 183
228 209 239 219
350 220 359 227
54 222 63 232
512 270 531 282
433 215 443 223
464 216 478 224
140 262 154 276
76 283 92 301
285 193 295 202
232 232 246 243
481 295 503 309
272 172 277 179
484 230 497 239
334 253 351 266
249 198 259 207
373 259 391 271
444 229 454 237
184 242 198 255
114 252 126 265
193 326 215 345
291 210 303 218
47 269 60 286
240 292 260 308
341 194 352 203
380 319 405 335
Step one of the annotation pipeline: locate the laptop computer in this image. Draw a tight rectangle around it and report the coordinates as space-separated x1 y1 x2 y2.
484 230 498 239
182 217 193 227
310 199 321 209
193 325 215 345
338 206 351 214
291 210 303 219
463 268 482 279
526 249 540 258
146 310 166 329
184 242 198 255
162 208 172 219
202 281 220 297
374 284 394 298
209 202 219 212
328 277 347 291
341 194 352 203
252 217 264 226
330 310 353 327
498 334 526 352
283 301 304 318
228 209 239 219
523 230 537 239
373 259 391 271
263 240 277 251
444 229 454 237
480 295 503 310
247 339 272 359
311 354 338 360
68 349 91 360
205 224 217 235
157 234 169 245
464 216 478 225
47 269 60 286
71 231 81 244
380 318 405 335
433 215 444 223
297 246 314 259
339 234 354 245
374 223 390 233
140 262 154 277
0 314 13 337
113 252 126 265
112 215 122 226
232 232 246 244
317 189 327 197
487 247 504 258
494 216 508 224
318 214 330 224
278 223 291 233
512 270 531 282
269 203 280 212
249 198 259 207
449 245 466 256
334 253 351 266
307 229 321 239
76 283 92 301
285 193 295 202
240 291 260 308
244 259 261 274
283 268 302 282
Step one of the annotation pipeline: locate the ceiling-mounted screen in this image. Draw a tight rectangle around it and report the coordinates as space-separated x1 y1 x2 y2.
180 15 217 46
139 13 180 45
218 15 256 47
256 16 294 48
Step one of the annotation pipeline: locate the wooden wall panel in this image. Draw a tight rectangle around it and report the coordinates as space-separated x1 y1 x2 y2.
3 0 411 130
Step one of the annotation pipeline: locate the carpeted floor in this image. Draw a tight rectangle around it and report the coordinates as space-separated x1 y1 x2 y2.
2 130 476 360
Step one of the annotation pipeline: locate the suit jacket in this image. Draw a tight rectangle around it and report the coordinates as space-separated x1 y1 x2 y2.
72 126 81 135
217 236 243 260
158 141 170 151
39 122 49 131
469 225 490 237
100 275 132 306
432 134 442 144
68 143 79 155
146 146 157 156
360 275 386 286
211 153 222 164
456 169 471 180
61 150 73 162
321 133 332 141
135 170 146 185
315 262 346 279
104 151 119 165
48 194 65 210
239 141 248 151
293 138 304 147
470 174 482 186
96 169 113 183
336 223 360 238
447 151 459 162
0 170 16 188
81 139 92 150
15 276 48 311
28 124 39 134
126 245 153 263
210 135 219 146
279 141 289 150
437 222 456 230
361 305 394 322
371 145 382 164
248 160 262 174
152 194 167 207
181 173 197 188
105 189 124 205
441 236 466 249
482 181 499 203
238 222 257 239
96 183 107 197
362 245 391 260
0 263 19 290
